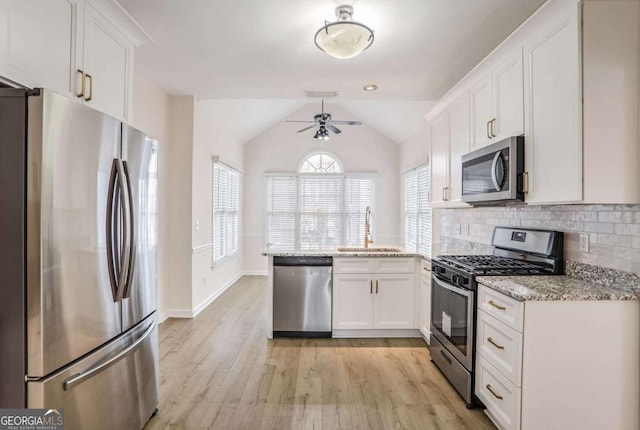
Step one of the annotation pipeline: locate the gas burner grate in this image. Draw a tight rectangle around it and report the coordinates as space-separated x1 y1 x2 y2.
436 255 550 274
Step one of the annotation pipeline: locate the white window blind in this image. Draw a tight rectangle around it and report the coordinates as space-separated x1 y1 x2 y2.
345 176 376 247
213 159 240 265
265 174 376 251
403 163 432 257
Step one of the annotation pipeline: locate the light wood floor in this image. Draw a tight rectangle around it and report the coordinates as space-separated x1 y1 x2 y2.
146 276 496 430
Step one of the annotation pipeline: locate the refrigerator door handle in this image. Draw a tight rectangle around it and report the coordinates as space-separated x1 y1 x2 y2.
122 161 135 299
115 159 131 301
63 321 155 391
106 160 119 301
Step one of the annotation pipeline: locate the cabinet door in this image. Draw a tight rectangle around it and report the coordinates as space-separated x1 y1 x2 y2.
429 113 449 208
524 5 582 204
0 0 76 95
493 51 524 140
373 274 414 329
470 76 494 149
333 274 374 330
420 269 431 339
447 92 471 206
81 2 133 120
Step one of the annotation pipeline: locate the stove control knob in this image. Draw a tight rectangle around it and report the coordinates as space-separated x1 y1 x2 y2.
452 274 460 285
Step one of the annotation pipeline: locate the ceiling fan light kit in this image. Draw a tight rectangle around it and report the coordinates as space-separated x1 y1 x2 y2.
313 126 330 141
314 5 374 59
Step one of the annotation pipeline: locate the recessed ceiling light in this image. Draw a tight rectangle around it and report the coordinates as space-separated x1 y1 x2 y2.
363 84 378 91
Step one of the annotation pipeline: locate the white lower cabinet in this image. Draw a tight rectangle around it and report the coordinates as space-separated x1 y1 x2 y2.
476 284 640 430
420 262 431 340
332 274 374 330
333 258 417 333
476 355 522 430
373 274 414 329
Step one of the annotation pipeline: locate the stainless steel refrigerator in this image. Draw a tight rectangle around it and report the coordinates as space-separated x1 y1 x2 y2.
0 88 159 429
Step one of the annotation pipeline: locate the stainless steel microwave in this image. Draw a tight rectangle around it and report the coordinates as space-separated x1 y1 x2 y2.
461 136 524 205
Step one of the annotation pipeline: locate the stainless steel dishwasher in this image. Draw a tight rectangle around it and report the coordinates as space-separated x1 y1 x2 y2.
273 256 332 338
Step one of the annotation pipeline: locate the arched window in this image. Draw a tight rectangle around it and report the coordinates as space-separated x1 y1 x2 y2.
298 151 343 173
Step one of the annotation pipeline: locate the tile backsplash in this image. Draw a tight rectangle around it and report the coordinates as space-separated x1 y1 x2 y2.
440 204 640 275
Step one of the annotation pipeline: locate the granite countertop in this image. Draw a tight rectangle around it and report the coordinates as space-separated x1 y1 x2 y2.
262 249 420 258
477 275 640 302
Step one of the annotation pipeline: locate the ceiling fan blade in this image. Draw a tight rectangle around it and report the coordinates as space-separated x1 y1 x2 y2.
297 124 318 133
286 120 317 123
331 120 362 126
326 124 342 134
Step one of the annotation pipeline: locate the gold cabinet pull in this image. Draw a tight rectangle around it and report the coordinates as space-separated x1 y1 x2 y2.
487 337 505 350
370 280 373 294
375 279 379 294
76 69 86 98
488 300 506 311
486 384 504 400
84 73 93 101
490 118 497 137
487 120 491 139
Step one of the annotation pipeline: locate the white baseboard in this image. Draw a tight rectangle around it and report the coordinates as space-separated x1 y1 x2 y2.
332 329 421 338
192 272 243 318
243 270 268 276
160 272 243 322
159 308 194 322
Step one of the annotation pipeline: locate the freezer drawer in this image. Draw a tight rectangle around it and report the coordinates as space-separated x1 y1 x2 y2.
28 313 159 430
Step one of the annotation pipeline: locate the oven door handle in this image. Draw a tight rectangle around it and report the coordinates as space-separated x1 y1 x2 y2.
432 274 470 297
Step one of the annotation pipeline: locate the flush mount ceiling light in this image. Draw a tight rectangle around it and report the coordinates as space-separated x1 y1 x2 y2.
314 5 374 59
363 84 378 91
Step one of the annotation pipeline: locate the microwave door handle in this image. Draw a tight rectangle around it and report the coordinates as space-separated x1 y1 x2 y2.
490 151 502 191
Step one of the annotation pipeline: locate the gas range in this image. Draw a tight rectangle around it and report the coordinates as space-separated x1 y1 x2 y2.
432 227 564 290
429 227 564 408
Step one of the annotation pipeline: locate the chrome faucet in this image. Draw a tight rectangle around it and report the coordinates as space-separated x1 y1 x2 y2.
364 206 373 249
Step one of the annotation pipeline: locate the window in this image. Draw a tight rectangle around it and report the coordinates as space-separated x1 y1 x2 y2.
298 151 342 173
266 153 375 251
212 158 240 265
403 163 432 257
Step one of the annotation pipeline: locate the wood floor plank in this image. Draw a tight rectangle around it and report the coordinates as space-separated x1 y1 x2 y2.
145 276 495 430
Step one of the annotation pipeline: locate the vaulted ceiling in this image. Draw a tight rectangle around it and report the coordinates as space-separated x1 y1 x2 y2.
120 0 547 143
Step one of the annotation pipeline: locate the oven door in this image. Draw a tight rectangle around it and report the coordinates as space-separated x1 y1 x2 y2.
431 275 474 371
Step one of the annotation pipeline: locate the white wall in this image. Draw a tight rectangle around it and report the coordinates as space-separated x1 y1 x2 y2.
131 70 172 317
166 96 196 315
191 100 244 311
243 103 401 274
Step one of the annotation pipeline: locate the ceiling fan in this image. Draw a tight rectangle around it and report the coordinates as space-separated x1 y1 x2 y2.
286 100 362 140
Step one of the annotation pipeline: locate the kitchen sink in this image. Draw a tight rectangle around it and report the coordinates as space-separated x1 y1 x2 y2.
336 247 404 253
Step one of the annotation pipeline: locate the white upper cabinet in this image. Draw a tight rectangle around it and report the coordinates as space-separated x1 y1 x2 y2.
471 51 524 150
429 92 470 208
448 92 471 206
78 1 133 121
425 0 640 205
493 53 524 141
523 1 582 204
429 112 449 208
470 77 493 149
0 0 150 122
0 0 77 96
